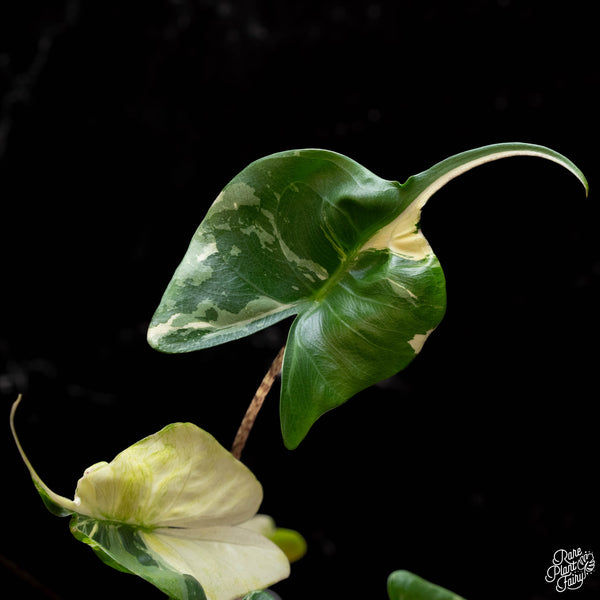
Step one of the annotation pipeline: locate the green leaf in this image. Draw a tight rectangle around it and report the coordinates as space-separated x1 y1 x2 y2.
387 570 466 600
147 144 587 448
269 528 307 564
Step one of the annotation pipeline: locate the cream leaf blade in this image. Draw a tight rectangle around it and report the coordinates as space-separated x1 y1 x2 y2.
143 525 290 600
10 396 78 517
74 422 263 527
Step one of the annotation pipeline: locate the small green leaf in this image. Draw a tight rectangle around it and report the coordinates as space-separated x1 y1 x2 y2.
269 528 307 564
147 144 587 448
242 514 307 563
388 570 466 600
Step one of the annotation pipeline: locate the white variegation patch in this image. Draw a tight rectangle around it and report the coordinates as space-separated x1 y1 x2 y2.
210 183 262 215
195 240 218 262
362 198 431 260
147 297 294 348
178 232 217 285
278 237 329 282
147 313 213 347
259 208 329 282
408 329 435 353
385 277 419 301
240 223 277 249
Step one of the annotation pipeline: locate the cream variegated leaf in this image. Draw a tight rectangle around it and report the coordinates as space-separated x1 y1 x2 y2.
11 396 290 600
148 143 587 449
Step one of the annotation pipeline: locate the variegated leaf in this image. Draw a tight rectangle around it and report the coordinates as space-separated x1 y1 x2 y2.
10 396 291 600
147 144 587 449
70 517 208 599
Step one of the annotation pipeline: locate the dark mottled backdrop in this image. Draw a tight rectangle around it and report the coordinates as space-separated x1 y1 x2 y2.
1 1 598 599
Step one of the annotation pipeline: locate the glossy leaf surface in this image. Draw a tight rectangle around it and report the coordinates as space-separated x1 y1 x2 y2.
148 144 587 448
388 570 466 600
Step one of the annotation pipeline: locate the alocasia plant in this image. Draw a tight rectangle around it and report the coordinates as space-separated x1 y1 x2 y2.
147 143 588 449
10 395 298 600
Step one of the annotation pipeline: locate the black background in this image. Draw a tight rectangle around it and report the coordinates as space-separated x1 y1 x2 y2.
1 1 599 599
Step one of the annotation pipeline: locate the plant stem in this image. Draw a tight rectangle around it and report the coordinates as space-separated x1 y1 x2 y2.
231 345 285 460
0 552 64 600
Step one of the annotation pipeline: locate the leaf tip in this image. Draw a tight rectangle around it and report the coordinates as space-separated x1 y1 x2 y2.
10 394 78 517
